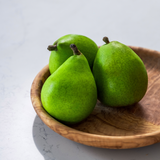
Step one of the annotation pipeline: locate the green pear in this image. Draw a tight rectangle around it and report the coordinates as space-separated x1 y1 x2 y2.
48 34 98 74
93 37 148 107
41 44 97 124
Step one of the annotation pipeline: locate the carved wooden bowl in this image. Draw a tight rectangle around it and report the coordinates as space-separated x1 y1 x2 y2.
31 46 160 149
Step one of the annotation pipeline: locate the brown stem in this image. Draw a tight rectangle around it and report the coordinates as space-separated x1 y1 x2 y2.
70 44 81 55
47 45 57 51
103 37 110 44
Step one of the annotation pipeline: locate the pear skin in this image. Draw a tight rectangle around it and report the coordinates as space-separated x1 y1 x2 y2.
48 34 98 74
41 44 97 124
93 37 148 107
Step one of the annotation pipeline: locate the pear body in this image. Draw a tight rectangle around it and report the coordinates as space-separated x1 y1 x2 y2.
93 41 148 107
49 34 98 74
41 53 97 124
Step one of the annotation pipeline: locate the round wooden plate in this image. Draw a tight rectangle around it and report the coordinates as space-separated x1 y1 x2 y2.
30 46 160 149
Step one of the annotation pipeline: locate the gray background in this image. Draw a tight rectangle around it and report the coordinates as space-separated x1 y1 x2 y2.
1 0 160 159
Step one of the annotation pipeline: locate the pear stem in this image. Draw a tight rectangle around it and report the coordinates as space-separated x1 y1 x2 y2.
103 37 110 44
47 44 57 51
70 44 81 55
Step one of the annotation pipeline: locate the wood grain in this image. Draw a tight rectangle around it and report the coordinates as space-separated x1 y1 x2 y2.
30 46 160 149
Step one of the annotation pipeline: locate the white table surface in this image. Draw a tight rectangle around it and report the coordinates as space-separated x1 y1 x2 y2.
1 0 160 159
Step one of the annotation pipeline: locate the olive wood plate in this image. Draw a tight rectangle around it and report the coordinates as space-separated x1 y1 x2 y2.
30 46 160 149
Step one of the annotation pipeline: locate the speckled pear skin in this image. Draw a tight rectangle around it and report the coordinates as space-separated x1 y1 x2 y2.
93 41 148 107
49 34 98 74
41 53 97 124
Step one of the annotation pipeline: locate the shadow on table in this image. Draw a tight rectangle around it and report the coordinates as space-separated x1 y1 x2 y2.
32 115 160 160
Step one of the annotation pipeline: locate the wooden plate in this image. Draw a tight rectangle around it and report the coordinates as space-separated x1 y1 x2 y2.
30 46 160 149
